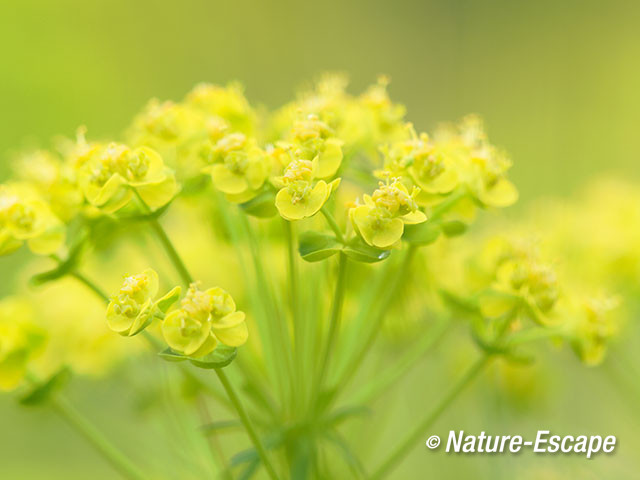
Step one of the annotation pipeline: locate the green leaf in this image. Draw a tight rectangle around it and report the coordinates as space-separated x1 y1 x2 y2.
159 345 238 369
188 345 237 369
403 221 441 245
343 237 390 263
240 190 278 218
441 220 468 237
298 231 342 262
201 419 242 434
158 347 188 363
20 368 71 406
155 286 181 314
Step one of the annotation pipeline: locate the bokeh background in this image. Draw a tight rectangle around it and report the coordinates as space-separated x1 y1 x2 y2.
1 0 639 478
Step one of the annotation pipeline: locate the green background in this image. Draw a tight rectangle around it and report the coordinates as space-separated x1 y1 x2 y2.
1 0 639 478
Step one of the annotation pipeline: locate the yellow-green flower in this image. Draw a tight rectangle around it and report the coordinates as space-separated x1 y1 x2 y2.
13 150 83 222
161 283 248 357
107 269 180 336
477 238 559 322
350 178 427 249
0 298 46 391
202 133 268 203
78 143 179 213
185 82 257 134
379 127 459 204
568 295 619 366
288 115 343 178
0 183 65 256
274 158 341 221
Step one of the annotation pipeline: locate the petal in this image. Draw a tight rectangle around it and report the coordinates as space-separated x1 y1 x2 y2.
209 164 248 194
135 171 179 208
478 178 518 207
401 210 427 225
316 138 343 178
189 333 219 357
371 218 404 249
142 269 160 299
106 302 135 334
161 310 211 356
212 311 248 347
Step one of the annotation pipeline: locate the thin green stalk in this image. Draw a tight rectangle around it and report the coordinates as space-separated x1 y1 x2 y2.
133 190 193 285
369 355 491 480
215 369 280 480
351 316 452 405
284 219 305 413
336 246 416 392
320 207 345 243
70 270 110 303
314 253 348 398
240 214 295 409
51 394 148 480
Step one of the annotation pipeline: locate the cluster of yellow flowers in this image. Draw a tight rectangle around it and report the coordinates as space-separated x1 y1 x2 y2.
1 75 637 479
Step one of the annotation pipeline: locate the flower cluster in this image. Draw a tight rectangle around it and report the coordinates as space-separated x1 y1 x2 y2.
77 143 178 213
161 283 247 357
0 182 65 256
0 298 46 391
349 178 426 248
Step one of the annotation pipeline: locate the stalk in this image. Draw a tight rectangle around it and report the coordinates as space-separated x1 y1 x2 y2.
133 190 193 285
369 355 491 480
215 369 280 480
335 246 416 392
315 252 348 388
69 270 110 303
51 394 148 480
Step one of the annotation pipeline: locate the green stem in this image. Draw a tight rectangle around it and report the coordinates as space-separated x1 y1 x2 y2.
315 253 348 395
70 270 109 303
321 207 345 243
51 395 148 480
215 369 280 480
133 189 193 285
336 246 416 392
369 355 491 480
351 316 452 405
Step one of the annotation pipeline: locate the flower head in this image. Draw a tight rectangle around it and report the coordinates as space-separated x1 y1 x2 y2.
0 183 65 256
77 142 179 213
349 178 426 249
107 269 180 336
161 283 247 357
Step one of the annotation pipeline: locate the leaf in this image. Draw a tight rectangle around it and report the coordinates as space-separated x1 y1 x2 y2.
30 237 86 286
158 347 188 363
402 221 441 246
240 190 278 218
155 286 181 313
342 237 390 263
298 231 342 262
159 345 238 369
20 368 71 406
119 200 172 222
201 419 242 434
441 220 468 237
188 345 237 369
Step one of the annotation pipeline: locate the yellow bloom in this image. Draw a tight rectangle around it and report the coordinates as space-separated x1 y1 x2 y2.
161 283 248 357
0 183 65 256
350 179 427 249
0 298 46 391
107 269 180 336
78 143 179 213
289 115 343 178
274 158 341 221
202 133 268 202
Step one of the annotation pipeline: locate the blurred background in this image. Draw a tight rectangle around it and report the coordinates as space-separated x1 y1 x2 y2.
1 0 639 478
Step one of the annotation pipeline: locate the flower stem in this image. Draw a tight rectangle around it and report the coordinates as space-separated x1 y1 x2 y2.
133 190 193 286
320 207 345 243
369 355 491 480
70 270 110 303
215 369 280 480
51 394 148 480
315 252 348 397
